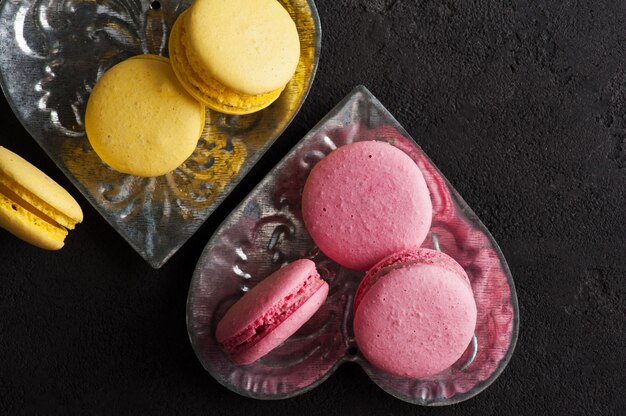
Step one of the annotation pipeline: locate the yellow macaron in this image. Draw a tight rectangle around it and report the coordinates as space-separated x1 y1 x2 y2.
85 54 205 177
0 146 83 250
168 0 301 115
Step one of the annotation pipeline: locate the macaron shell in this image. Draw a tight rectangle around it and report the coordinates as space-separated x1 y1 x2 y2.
302 141 432 270
187 0 300 96
0 193 67 250
0 146 82 227
85 54 205 177
354 248 471 313
168 12 283 115
231 280 329 365
353 261 477 379
216 259 319 344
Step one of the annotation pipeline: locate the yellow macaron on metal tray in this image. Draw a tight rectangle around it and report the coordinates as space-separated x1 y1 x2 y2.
0 0 320 267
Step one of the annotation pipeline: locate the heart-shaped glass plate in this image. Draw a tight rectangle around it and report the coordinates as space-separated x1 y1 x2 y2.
0 0 320 268
188 86 519 405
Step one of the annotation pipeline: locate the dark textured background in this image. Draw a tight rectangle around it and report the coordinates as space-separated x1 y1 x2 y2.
1 0 625 414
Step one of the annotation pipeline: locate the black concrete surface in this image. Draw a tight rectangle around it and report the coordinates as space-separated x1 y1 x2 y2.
1 0 625 414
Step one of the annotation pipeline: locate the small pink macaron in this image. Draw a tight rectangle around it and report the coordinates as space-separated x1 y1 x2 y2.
301 141 432 271
353 248 477 379
216 259 329 365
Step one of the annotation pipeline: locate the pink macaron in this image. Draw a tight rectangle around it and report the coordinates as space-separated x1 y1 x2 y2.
301 141 432 271
216 259 329 365
353 248 477 379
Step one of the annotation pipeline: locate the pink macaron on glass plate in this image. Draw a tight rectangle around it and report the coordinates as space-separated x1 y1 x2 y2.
0 0 320 268
188 86 519 405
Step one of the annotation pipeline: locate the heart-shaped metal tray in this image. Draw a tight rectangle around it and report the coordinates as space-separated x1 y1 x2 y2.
188 86 519 405
0 0 320 267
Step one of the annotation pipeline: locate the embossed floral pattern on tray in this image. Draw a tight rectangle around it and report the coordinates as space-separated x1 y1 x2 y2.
188 86 519 405
0 0 320 267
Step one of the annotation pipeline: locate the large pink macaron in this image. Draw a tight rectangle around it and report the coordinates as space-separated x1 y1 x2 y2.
353 248 477 379
301 141 432 271
216 259 329 365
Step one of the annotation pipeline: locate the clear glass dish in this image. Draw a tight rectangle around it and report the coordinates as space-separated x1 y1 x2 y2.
188 86 519 405
0 0 321 268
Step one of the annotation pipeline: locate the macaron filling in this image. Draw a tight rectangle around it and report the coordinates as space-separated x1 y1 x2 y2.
220 271 324 356
0 193 68 242
0 178 77 231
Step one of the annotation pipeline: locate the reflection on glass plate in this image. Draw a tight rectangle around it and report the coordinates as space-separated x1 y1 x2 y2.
188 86 519 405
0 0 320 267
